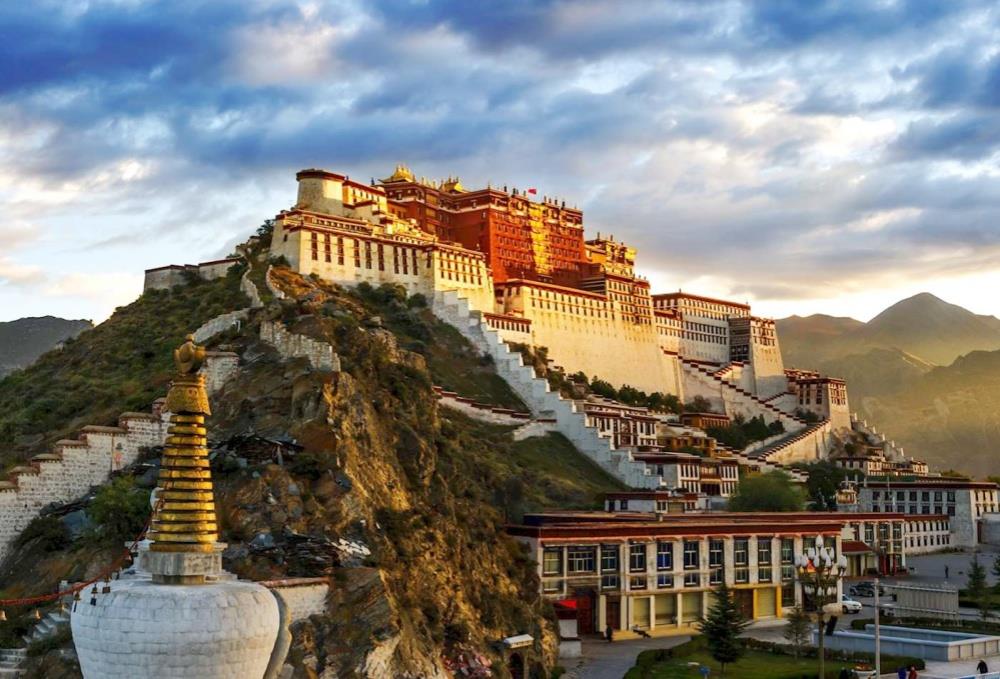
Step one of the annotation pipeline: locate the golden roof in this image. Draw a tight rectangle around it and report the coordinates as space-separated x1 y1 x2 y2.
441 176 465 193
382 163 414 183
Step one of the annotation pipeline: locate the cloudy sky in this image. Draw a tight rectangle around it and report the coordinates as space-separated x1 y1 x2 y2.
2 0 999 323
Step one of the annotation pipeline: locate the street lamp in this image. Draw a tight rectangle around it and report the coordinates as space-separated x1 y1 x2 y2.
795 535 849 679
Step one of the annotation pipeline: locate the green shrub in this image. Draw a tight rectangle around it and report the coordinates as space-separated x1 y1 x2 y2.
86 476 151 544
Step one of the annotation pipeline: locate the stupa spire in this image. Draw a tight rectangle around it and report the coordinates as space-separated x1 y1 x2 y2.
148 334 219 555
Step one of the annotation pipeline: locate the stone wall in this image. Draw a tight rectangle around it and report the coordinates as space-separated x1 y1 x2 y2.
192 310 249 344
265 265 287 300
202 351 240 395
242 266 264 308
495 282 683 397
433 387 532 426
0 353 238 566
260 321 340 372
265 579 330 623
143 258 241 292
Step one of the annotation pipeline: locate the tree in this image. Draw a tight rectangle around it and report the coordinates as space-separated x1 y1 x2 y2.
684 395 714 413
698 580 749 675
968 555 989 620
87 476 151 544
796 460 854 510
782 604 811 657
728 470 806 512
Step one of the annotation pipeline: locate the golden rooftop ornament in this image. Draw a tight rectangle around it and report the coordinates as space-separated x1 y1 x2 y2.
148 334 219 554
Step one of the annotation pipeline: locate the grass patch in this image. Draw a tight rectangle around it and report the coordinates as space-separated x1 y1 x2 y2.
625 638 922 679
350 282 525 409
439 413 625 520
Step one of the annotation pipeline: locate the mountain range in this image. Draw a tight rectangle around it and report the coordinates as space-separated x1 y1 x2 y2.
778 293 1000 477
0 316 92 377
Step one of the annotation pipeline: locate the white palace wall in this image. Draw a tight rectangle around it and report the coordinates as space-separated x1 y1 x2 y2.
272 221 495 313
496 283 683 397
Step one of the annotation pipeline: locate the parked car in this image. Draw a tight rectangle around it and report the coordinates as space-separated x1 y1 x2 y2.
849 582 885 598
841 595 863 614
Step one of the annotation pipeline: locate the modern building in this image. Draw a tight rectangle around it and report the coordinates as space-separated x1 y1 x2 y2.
509 511 850 638
857 478 999 548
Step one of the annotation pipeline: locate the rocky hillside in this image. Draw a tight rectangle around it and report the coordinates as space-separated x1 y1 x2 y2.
0 317 92 378
0 255 623 677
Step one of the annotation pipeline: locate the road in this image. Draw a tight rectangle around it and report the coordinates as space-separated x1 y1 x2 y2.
560 635 691 679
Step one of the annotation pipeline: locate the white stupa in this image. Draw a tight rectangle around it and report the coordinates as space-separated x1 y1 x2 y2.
71 336 280 678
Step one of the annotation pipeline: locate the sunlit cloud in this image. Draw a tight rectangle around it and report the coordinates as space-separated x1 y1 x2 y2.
0 0 998 322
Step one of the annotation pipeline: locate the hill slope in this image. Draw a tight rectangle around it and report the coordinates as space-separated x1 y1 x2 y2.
0 268 249 468
0 316 92 377
860 350 1000 477
858 293 1000 366
0 260 623 676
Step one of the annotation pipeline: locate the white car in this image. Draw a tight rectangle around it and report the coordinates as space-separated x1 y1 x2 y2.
841 595 863 614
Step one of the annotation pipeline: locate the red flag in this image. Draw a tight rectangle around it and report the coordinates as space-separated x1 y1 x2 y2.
527 187 537 195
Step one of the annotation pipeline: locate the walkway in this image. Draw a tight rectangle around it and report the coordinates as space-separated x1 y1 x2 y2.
561 635 691 679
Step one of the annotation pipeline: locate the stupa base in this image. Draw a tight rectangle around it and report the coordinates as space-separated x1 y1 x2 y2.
71 578 280 679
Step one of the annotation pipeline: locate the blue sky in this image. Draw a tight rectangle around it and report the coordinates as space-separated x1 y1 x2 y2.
1 0 999 323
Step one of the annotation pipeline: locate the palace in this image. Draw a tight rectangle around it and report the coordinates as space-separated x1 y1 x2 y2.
251 165 849 429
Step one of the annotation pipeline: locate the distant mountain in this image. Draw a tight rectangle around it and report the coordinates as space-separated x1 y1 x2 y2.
857 293 1000 365
0 316 92 377
778 293 1000 477
778 293 1000 369
776 314 865 367
860 350 1000 478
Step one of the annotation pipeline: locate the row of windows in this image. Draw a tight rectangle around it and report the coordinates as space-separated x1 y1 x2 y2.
542 537 802 578
872 490 956 502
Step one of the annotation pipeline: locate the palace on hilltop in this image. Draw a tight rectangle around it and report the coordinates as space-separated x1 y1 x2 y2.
145 165 939 476
259 165 848 424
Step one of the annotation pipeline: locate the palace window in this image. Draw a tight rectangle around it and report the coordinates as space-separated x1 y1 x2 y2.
683 540 699 570
601 545 619 573
567 547 597 574
780 538 794 564
734 538 749 584
542 548 562 576
709 539 724 585
629 543 646 573
656 542 673 571
758 536 772 568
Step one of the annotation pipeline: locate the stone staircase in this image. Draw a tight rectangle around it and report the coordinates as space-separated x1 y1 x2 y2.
23 606 70 645
850 414 906 461
713 443 808 482
0 648 26 677
431 290 662 489
742 419 832 465
680 357 806 431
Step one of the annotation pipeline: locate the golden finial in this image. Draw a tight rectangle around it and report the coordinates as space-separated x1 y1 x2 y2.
149 335 217 554
173 334 205 375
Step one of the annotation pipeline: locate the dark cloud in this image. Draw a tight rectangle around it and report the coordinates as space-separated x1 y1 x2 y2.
889 113 1000 161
1 0 999 320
